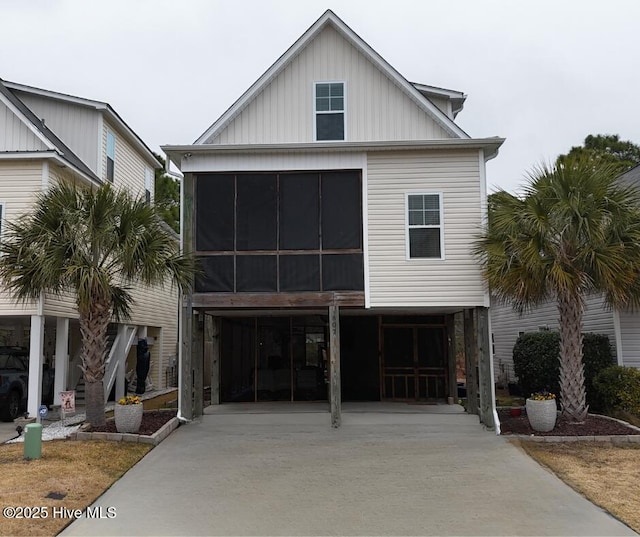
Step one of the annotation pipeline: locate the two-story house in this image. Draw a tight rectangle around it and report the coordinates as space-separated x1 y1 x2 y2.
0 78 178 420
163 10 503 426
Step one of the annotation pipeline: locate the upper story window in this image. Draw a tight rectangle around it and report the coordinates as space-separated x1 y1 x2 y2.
106 131 116 182
406 193 444 259
145 168 153 204
315 82 345 141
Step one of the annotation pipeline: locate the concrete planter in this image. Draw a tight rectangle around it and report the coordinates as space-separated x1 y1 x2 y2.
114 403 143 434
526 398 557 432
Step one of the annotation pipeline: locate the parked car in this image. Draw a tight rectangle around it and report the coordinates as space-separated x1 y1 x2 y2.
0 347 54 421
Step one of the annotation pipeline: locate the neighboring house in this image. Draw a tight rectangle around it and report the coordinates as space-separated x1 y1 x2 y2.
490 164 640 387
163 10 504 426
0 78 178 419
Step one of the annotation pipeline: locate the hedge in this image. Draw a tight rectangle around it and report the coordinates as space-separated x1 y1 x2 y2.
512 331 614 409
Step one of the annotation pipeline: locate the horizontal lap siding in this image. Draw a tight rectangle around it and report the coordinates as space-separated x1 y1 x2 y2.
490 294 616 384
0 161 42 315
0 101 48 152
367 150 485 307
210 25 451 145
618 310 640 369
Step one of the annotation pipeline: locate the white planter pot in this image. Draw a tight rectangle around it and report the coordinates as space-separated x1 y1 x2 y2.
114 403 143 434
526 398 557 432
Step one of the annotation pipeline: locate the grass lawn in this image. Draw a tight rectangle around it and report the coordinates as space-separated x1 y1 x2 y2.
520 441 640 533
0 440 151 537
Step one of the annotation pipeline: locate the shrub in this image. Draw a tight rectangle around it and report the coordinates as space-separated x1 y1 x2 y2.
593 366 640 416
512 331 614 408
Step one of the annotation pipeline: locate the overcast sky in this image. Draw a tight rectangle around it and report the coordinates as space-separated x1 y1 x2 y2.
2 0 639 193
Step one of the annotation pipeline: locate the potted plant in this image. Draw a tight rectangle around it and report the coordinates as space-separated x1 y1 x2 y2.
114 395 143 433
525 391 557 432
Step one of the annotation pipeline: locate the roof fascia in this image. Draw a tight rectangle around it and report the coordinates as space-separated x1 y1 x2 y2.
6 81 161 169
194 10 469 144
163 137 504 170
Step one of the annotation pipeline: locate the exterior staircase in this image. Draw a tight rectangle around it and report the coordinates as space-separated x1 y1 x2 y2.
74 324 129 405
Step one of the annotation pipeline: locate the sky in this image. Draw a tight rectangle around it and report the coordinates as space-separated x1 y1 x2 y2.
2 0 639 194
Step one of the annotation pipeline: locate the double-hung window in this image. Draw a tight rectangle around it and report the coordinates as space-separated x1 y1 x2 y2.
106 131 116 182
145 168 153 204
315 82 345 141
406 193 443 259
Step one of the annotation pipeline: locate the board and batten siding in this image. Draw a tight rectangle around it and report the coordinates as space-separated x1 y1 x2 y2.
0 100 48 152
367 150 485 307
207 25 451 145
15 93 100 173
617 310 640 369
490 294 617 385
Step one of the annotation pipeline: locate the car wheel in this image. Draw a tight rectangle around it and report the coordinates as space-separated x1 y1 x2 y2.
1 390 21 422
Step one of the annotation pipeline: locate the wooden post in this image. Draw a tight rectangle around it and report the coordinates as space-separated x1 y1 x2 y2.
193 311 204 417
329 304 341 428
476 307 495 429
208 315 221 405
463 308 479 415
446 314 457 404
179 172 195 421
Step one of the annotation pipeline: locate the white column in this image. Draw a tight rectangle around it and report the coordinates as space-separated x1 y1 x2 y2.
115 324 126 400
53 317 69 406
27 315 45 421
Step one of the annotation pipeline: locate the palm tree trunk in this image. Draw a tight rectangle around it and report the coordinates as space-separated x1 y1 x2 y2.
557 290 588 422
79 301 111 427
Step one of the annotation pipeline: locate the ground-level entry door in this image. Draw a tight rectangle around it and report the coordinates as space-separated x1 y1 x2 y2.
382 325 447 401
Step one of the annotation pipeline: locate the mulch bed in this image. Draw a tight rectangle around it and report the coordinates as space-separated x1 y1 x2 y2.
499 409 640 436
89 410 177 436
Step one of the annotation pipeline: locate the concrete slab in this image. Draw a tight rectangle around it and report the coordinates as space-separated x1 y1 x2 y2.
0 421 20 443
62 409 636 536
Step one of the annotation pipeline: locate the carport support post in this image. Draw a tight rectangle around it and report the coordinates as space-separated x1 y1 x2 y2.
329 304 341 428
193 311 204 417
463 309 479 416
179 172 195 421
446 314 457 404
27 315 45 421
54 317 69 406
476 307 495 429
207 315 221 405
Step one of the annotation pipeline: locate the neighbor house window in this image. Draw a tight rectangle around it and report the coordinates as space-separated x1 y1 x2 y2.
315 82 345 141
106 131 116 182
406 193 443 259
145 168 153 204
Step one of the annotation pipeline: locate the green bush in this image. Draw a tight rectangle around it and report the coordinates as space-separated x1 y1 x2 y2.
593 366 640 415
512 331 614 408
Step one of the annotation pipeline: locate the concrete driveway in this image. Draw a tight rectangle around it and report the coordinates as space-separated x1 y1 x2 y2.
0 420 19 443
62 404 635 536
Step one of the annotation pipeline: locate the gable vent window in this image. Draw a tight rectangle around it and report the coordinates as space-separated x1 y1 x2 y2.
406 193 444 259
106 131 116 182
315 82 345 141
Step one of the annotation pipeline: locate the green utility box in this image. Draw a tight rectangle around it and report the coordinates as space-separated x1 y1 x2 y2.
24 423 42 460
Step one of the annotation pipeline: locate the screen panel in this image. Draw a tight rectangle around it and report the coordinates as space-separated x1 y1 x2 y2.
280 255 321 291
322 254 364 291
236 255 277 292
321 171 361 249
195 256 234 292
236 174 277 251
279 173 320 250
195 174 234 251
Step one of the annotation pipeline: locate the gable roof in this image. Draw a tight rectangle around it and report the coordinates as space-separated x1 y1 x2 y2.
3 80 160 169
195 9 469 144
0 78 100 182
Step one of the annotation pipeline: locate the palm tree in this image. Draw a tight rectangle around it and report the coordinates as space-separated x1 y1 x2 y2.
475 157 640 422
0 182 194 427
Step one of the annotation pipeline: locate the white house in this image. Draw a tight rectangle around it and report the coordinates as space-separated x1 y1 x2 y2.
0 78 178 420
163 10 504 426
